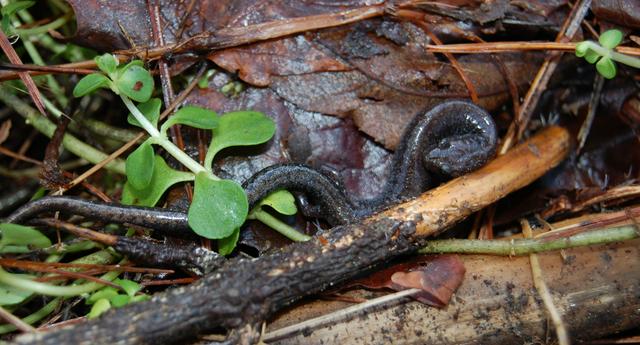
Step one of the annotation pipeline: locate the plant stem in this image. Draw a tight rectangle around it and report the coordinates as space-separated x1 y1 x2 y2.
0 298 61 334
0 260 122 297
0 87 125 174
15 14 70 36
418 225 638 255
252 209 311 242
582 41 640 68
120 96 211 177
0 249 119 333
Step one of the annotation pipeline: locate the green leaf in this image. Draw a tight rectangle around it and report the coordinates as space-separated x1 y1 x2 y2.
95 54 118 76
1 16 10 35
87 298 111 319
575 41 591 58
599 29 623 49
0 223 51 249
217 228 240 256
161 106 219 133
596 57 617 79
87 287 118 305
72 73 110 98
0 1 35 16
127 98 161 129
113 279 141 297
258 190 297 215
584 50 601 64
122 155 194 207
125 140 155 190
0 276 33 305
110 294 130 308
114 61 154 102
576 41 589 57
188 173 248 239
207 111 275 161
198 69 216 89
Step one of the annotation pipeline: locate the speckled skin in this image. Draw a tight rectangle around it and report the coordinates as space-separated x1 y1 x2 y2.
5 100 497 230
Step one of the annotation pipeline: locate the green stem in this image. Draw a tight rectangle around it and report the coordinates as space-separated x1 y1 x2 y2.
15 14 70 36
252 209 311 242
121 96 211 177
0 260 121 297
0 297 61 334
7 6 67 108
582 41 640 68
0 250 120 334
418 226 638 256
41 240 100 255
0 88 125 174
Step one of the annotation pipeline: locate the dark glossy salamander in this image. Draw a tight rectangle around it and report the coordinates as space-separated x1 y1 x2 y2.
5 100 497 231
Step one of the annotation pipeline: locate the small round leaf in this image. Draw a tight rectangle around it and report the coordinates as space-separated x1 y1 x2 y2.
584 50 601 64
188 173 248 239
217 228 240 256
110 294 131 308
87 298 111 319
121 155 194 207
115 63 154 102
95 54 118 75
596 57 617 79
87 287 118 305
162 106 219 132
575 41 591 57
73 73 110 98
258 190 297 215
207 111 275 161
113 278 141 297
125 140 155 190
599 29 623 49
127 98 161 129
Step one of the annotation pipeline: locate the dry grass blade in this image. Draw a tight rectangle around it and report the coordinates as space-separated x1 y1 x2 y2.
0 29 47 117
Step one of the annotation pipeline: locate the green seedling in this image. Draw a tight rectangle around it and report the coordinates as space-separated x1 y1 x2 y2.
575 29 640 79
0 1 35 36
74 54 308 253
86 279 149 319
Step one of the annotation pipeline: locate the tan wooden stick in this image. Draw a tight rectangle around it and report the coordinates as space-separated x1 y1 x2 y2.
377 125 570 236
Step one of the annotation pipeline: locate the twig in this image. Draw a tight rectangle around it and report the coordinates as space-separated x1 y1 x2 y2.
398 10 479 103
513 0 591 142
0 305 36 333
0 29 47 117
425 42 640 56
577 74 605 153
522 219 570 345
263 288 420 342
12 126 570 344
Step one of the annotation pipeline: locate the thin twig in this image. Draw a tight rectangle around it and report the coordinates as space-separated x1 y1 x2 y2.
522 219 570 345
263 288 420 342
0 29 47 117
577 74 605 153
425 42 640 56
0 305 36 333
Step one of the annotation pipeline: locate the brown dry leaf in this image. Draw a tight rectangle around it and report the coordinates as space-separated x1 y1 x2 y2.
349 255 466 307
592 0 640 29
